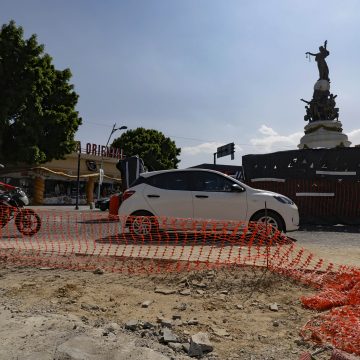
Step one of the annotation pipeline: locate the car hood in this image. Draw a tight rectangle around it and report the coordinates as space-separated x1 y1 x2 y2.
249 187 280 197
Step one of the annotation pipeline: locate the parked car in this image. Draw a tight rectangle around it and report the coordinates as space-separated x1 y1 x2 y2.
118 168 299 235
95 197 110 211
95 192 122 212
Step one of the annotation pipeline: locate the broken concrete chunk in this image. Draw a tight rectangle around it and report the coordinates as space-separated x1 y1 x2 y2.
141 300 153 308
125 320 139 331
188 332 213 357
105 322 120 334
211 326 229 337
187 319 199 325
269 303 279 312
175 303 188 311
161 327 178 343
168 342 183 351
93 268 104 275
155 287 176 295
160 318 173 328
191 280 207 288
179 289 191 296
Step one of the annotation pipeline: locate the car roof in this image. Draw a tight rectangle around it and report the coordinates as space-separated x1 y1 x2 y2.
139 168 232 178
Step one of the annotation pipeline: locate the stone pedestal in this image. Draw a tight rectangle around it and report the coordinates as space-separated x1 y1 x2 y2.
298 120 351 149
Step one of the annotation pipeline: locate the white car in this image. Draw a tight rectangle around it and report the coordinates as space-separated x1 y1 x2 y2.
119 168 299 235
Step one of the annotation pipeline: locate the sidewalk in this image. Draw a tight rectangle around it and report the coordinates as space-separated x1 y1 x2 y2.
28 205 101 213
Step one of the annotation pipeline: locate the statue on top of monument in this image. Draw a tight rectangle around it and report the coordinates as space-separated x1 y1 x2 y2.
301 40 339 123
306 40 330 81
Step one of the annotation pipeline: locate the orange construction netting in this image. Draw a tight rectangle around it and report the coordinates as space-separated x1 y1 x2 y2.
0 208 359 357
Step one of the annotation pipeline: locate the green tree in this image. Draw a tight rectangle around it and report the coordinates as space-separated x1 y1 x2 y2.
0 20 82 165
112 128 181 170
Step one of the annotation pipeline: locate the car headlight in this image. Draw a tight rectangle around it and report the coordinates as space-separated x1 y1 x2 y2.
273 195 294 205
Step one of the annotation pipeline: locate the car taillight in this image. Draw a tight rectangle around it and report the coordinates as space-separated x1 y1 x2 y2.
122 190 135 202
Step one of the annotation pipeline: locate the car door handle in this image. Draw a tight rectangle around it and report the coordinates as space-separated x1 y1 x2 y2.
147 194 160 198
195 195 208 198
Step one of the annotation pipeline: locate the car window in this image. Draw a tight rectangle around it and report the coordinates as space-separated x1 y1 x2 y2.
192 172 235 192
147 172 191 191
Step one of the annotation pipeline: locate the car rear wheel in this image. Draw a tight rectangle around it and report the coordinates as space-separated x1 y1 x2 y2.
128 211 159 237
250 210 285 233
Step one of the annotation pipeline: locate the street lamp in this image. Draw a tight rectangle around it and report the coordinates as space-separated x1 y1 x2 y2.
97 124 127 200
75 141 81 210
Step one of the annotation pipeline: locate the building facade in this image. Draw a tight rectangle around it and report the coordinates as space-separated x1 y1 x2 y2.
0 143 123 205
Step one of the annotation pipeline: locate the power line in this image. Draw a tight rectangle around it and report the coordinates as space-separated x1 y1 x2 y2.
82 121 299 149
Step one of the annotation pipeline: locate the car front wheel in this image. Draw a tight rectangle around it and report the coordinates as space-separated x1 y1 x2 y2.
250 210 285 233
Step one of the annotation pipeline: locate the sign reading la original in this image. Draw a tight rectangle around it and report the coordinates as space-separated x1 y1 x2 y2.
85 143 124 159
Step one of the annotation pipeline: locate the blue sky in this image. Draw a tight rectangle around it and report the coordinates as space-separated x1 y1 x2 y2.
2 0 360 168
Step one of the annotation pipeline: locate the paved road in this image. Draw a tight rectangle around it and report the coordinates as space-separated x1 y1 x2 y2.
289 225 360 267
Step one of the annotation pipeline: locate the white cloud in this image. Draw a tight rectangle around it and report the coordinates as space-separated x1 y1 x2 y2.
249 125 302 153
182 142 223 156
348 128 360 146
258 125 278 136
182 141 243 156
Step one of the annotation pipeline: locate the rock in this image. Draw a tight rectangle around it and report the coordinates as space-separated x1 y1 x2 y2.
235 304 244 310
191 280 207 288
269 303 279 312
188 332 213 357
211 326 229 337
173 319 183 326
155 287 176 295
172 314 181 320
179 289 191 296
105 322 120 333
55 335 102 359
187 319 199 325
196 289 205 295
161 327 178 343
125 320 140 331
156 315 164 322
143 321 155 329
80 303 100 311
273 320 280 327
93 268 104 275
175 303 187 311
141 300 153 308
168 342 183 352
182 343 191 353
160 318 173 328
294 339 308 347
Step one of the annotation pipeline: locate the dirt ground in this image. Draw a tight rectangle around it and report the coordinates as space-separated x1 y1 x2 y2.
0 260 336 360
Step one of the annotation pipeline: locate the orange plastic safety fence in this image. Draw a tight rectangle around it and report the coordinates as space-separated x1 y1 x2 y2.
301 305 360 356
0 209 359 356
300 270 360 356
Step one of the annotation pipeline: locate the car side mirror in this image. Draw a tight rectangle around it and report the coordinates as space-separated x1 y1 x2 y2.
231 184 245 192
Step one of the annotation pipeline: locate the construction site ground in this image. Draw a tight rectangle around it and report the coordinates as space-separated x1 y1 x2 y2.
0 210 359 360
